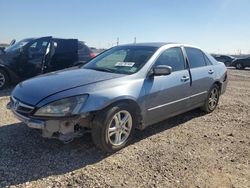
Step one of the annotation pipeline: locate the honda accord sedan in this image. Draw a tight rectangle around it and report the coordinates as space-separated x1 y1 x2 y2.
7 43 228 152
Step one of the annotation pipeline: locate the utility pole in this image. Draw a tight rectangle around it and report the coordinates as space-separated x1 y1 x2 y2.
117 37 119 46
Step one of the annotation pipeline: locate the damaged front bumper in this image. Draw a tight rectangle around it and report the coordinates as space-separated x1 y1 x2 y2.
7 102 92 142
11 109 45 129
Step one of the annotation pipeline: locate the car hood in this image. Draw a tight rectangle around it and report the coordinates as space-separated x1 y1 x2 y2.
12 68 125 106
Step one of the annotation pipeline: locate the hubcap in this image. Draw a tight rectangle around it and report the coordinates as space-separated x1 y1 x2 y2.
0 73 5 88
107 110 132 146
208 88 219 110
236 63 242 69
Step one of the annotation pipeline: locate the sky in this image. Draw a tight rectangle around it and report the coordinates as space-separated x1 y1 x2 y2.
0 0 249 54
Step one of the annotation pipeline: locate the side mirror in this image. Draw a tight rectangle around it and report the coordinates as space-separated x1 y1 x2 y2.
153 65 172 76
10 39 16 46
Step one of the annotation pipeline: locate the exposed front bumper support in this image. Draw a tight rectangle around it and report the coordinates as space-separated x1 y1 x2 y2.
7 102 91 142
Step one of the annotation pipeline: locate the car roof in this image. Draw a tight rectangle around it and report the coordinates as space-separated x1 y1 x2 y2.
22 38 36 41
119 42 176 48
118 42 203 50
23 37 78 41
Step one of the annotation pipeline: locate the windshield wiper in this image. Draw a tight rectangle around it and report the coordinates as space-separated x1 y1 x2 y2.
88 67 115 73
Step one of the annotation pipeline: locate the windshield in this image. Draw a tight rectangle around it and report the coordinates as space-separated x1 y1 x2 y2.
5 38 33 52
83 46 157 74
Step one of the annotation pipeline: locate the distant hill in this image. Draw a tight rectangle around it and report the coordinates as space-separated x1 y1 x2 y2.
0 43 9 48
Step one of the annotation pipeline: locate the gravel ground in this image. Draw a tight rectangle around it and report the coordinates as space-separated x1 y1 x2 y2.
0 68 249 188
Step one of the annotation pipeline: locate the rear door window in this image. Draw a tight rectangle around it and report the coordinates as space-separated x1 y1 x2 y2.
185 47 206 68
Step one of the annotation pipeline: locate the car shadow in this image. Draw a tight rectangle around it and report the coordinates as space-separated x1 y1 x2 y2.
0 86 14 97
134 109 206 141
0 109 205 187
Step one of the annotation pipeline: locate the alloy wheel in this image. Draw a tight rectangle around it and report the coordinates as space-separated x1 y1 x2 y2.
107 110 132 146
236 63 242 69
208 88 219 111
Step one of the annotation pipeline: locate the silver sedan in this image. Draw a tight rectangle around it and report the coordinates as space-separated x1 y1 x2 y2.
8 43 228 152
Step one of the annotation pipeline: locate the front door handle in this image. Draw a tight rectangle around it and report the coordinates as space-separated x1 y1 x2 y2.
208 69 214 74
181 76 190 82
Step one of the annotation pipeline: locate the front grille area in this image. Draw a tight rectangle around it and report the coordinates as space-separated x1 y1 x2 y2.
10 97 35 116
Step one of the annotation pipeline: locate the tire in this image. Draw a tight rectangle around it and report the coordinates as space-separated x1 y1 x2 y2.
0 69 9 89
235 63 244 70
201 84 220 113
91 103 137 153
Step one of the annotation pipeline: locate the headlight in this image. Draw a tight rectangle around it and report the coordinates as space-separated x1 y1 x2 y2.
34 95 88 117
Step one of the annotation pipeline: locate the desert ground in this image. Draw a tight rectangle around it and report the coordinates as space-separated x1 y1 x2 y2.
0 68 249 187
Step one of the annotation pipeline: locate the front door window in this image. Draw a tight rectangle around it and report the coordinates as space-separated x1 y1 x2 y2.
28 40 49 59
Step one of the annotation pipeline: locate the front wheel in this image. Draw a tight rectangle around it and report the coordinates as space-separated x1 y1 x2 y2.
0 69 9 89
91 103 137 153
201 84 220 113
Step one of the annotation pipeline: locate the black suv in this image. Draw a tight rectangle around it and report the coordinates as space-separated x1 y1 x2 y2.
231 56 250 69
0 37 95 89
211 54 235 66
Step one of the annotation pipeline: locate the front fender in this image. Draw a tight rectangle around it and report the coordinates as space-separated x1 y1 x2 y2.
81 94 139 113
0 63 20 83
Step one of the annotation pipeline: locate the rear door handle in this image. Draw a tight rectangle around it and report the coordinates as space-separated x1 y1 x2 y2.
181 76 190 82
208 69 214 74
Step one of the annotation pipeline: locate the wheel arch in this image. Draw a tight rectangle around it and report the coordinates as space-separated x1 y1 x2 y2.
0 63 20 84
0 64 11 82
95 98 143 129
213 81 222 94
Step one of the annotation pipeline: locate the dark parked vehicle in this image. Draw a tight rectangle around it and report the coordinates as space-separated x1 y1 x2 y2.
0 37 94 89
0 47 5 55
212 54 236 66
231 56 250 69
7 43 228 152
78 41 95 64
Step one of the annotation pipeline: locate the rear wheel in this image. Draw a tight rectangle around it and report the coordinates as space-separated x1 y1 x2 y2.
0 69 9 89
91 103 137 153
201 84 220 113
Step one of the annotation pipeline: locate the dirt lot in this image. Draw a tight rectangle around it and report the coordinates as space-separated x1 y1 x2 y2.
0 69 249 188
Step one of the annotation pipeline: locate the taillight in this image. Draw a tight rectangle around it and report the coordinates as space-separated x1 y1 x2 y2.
90 53 95 58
